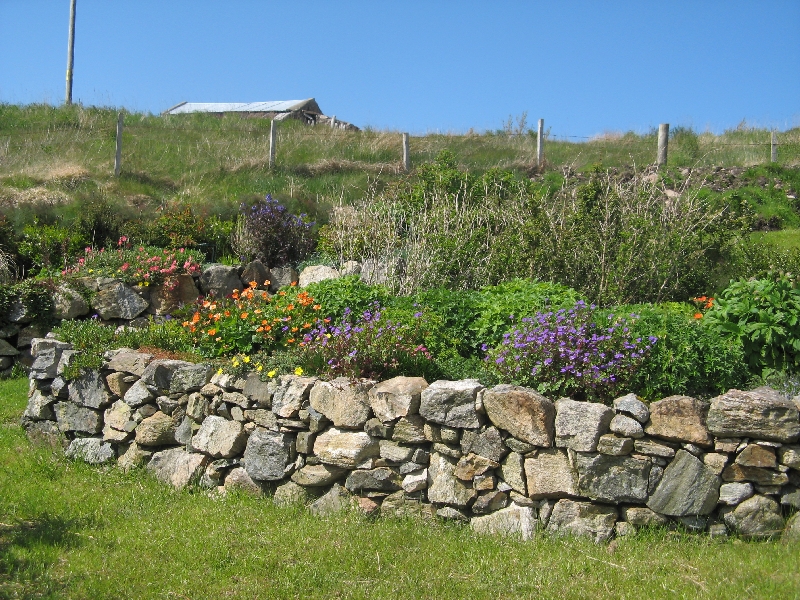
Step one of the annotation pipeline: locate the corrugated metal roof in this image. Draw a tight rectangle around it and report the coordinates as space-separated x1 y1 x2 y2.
163 99 322 115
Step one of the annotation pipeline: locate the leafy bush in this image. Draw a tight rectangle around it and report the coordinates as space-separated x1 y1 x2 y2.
703 272 800 377
0 278 56 326
303 275 391 323
232 194 316 267
18 221 87 274
669 126 701 166
484 301 656 402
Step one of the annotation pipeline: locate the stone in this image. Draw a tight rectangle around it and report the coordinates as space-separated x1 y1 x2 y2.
437 506 470 522
380 491 436 520
721 464 789 486
92 279 149 320
198 264 243 298
778 445 800 469
186 393 209 422
140 359 194 393
707 387 800 443
8 298 33 323
313 427 380 468
722 495 784 540
648 465 664 495
174 416 193 446
715 438 741 453
622 506 669 528
67 370 111 409
465 426 508 463
268 266 299 292
54 402 101 434
29 348 61 380
135 411 176 446
273 481 312 506
546 499 617 543
291 463 347 487
147 447 208 489
504 437 536 454
471 503 536 539
223 467 263 495
157 396 180 416
122 379 155 408
597 434 634 456
419 379 483 429
210 372 246 391
633 439 676 458
718 482 755 506
105 372 132 398
525 448 579 500
736 444 777 468
272 376 316 418
427 452 477 507
615 521 636 537
299 265 340 287
23 390 55 421
482 384 555 447
345 467 402 493
17 325 48 348
472 490 508 514
23 420 65 449
308 484 354 516
296 431 314 454
65 438 115 464
609 414 644 438
645 395 712 446
781 487 800 509
391 415 427 444
364 417 392 439
137 404 158 419
117 441 153 471
191 416 247 458
424 423 460 445
554 398 614 452
52 284 90 319
708 523 729 539
499 452 526 496
0 338 19 358
783 512 800 543
222 391 249 409
368 376 428 423
703 453 729 475
243 428 295 481
379 440 414 463
675 515 708 532
170 363 213 394
355 496 380 517
613 393 650 423
647 450 720 516
105 349 154 377
104 399 133 430
309 377 373 429
454 453 499 481
242 374 275 408
575 453 651 503
402 469 429 493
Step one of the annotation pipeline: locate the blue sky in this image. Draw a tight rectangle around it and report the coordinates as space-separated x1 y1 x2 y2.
1 1 798 137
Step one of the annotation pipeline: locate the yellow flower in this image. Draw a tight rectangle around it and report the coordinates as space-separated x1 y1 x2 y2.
294 366 304 376
256 364 263 372
232 358 240 367
243 356 250 363
267 370 276 378
217 368 223 375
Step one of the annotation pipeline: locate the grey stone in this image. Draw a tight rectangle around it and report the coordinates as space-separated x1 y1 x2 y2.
135 411 176 446
309 377 373 429
633 439 676 458
546 499 617 543
186 393 209 422
67 370 111 409
308 483 354 516
364 417 392 439
122 378 155 408
647 450 720 516
613 393 650 424
466 426 508 463
170 363 213 394
645 395 712 446
137 403 158 419
379 440 414 463
675 515 708 532
273 481 312 506
147 274 200 316
707 387 800 443
0 338 19 357
368 376 428 423
242 374 275 408
472 490 508 514
424 423 460 445
525 448 578 500
296 431 315 454
722 494 784 540
92 279 149 320
554 398 613 452
267 266 299 292
65 438 115 464
721 464 789 486
291 463 347 487
482 384 555 447
174 416 193 446
146 447 208 489
23 390 55 421
345 467 402 493
243 428 295 481
391 414 427 444
778 445 800 469
427 452 477 507
299 265 340 287
453 453 499 481
575 453 651 503
272 375 316 418
106 349 154 377
622 506 669 528
648 465 664 495
140 359 194 393
191 416 247 458
402 469 428 493
400 462 426 475
499 452 526 496
419 379 483 429
53 284 90 320
703 452 729 475
313 427 380 468
783 512 800 543
609 414 644 438
505 437 536 454
221 391 249 409
437 506 470 522
30 348 61 380
157 396 179 416
198 264 243 298
718 482 755 506
54 402 101 434
597 434 634 456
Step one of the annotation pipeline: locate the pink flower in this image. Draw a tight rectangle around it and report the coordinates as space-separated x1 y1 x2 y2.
121 263 130 271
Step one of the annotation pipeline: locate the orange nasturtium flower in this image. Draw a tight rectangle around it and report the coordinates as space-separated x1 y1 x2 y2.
240 312 249 319
191 312 201 323
694 313 703 319
208 328 217 336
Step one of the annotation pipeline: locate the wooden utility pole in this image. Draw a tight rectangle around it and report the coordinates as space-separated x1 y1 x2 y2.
65 0 77 104
114 112 123 176
269 119 276 168
537 119 544 167
402 133 410 172
657 123 669 167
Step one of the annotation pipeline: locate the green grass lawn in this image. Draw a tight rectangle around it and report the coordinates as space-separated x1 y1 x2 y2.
1 377 798 599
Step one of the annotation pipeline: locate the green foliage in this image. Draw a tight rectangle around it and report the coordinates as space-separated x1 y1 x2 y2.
303 275 391 323
18 221 87 273
0 278 56 326
669 126 701 167
703 272 800 377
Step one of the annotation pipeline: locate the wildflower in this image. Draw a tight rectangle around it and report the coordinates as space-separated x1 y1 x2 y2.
217 368 223 375
294 366 303 376
267 370 277 378
243 356 250 363
208 328 217 336
240 312 249 319
257 364 263 372
694 313 703 319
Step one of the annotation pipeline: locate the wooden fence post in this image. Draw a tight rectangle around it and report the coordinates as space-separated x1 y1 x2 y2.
114 112 123 177
331 115 337 129
537 119 544 167
771 131 778 163
402 133 410 172
657 123 669 167
269 119 276 168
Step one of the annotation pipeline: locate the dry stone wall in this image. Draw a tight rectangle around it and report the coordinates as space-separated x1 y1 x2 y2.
20 338 800 543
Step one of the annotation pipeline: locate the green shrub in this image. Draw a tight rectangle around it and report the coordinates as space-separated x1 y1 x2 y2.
18 221 88 274
0 278 56 326
303 275 390 323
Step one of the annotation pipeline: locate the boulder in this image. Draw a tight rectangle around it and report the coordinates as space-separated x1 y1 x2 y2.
482 384 555 447
735 444 777 468
419 379 483 429
575 453 651 503
718 482 755 506
471 504 537 540
272 376 316 418
554 398 614 452
67 370 111 409
241 261 271 290
391 415 427 444
147 275 199 315
308 483 354 516
596 434 634 456
135 411 176 446
267 266 299 292
309 378 373 429
344 467 402 493
170 363 213 394
54 402 101 434
613 393 650 424
291 463 348 487
106 349 154 377
198 264 243 298
223 467 264 495
92 279 149 320
65 438 115 464
23 390 55 421
722 494 784 540
427 452 477 507
609 414 644 438
525 448 578 500
243 428 295 481
191 416 247 458
546 499 617 543
368 376 428 423
313 427 380 468
53 284 90 320
707 388 800 443
299 265 340 287
146 447 208 489
647 450 720 516
644 395 712 446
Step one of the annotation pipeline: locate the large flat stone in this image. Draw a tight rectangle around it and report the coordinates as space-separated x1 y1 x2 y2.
191 415 247 458
313 427 379 469
722 494 784 540
471 504 536 540
575 453 651 503
546 499 617 543
368 376 428 423
146 448 208 489
647 450 720 516
482 384 555 447
419 379 483 429
707 388 800 443
67 370 111 409
309 377 373 429
554 399 613 452
644 395 712 446
54 402 101 434
525 448 578 500
243 428 295 481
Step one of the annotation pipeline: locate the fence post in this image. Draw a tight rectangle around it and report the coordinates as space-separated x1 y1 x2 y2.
537 119 544 167
402 133 410 172
269 119 276 168
771 131 778 163
114 112 123 177
331 115 336 129
657 123 669 167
